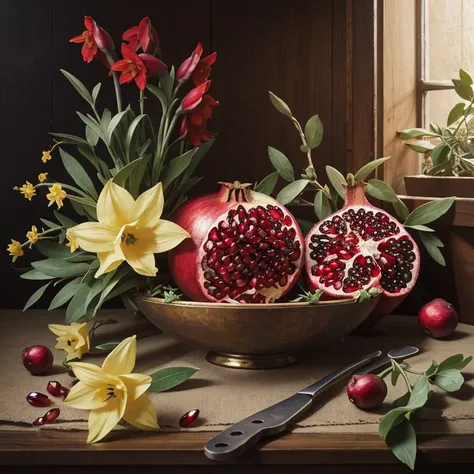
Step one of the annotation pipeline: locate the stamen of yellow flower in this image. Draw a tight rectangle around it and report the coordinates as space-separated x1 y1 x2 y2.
41 150 52 163
38 172 48 183
122 232 138 245
46 183 67 209
7 239 24 262
26 225 39 248
16 182 36 201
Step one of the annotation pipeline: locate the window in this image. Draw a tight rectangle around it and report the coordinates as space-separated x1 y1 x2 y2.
420 0 474 127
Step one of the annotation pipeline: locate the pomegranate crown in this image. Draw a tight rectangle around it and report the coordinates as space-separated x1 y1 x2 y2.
218 181 253 202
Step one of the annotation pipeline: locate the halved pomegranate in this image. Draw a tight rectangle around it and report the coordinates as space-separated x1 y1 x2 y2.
169 181 304 303
305 184 420 303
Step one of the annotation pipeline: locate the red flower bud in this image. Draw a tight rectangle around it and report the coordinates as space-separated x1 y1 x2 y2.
177 43 203 82
92 20 114 53
180 81 211 112
192 52 217 86
139 54 167 77
123 17 160 55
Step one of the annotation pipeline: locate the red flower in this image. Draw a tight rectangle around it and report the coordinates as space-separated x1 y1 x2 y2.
180 117 216 147
177 43 203 82
70 16 98 63
180 81 211 111
188 95 219 125
192 52 217 86
123 17 159 54
70 16 113 63
111 43 167 90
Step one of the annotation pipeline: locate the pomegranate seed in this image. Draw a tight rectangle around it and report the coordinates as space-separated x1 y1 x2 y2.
283 215 292 226
27 392 51 407
44 408 60 424
339 250 352 260
47 381 65 398
58 386 69 398
209 228 219 241
32 417 45 426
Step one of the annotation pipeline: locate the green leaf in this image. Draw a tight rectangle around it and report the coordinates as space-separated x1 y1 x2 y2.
107 110 129 143
95 342 120 352
113 156 145 188
76 112 106 143
49 277 83 310
399 128 440 140
40 218 58 229
304 115 323 148
391 361 401 386
393 391 411 408
59 148 98 199
268 146 295 182
53 211 78 229
447 103 465 126
103 279 141 302
159 68 174 101
146 84 167 111
365 179 399 203
61 69 93 106
67 195 98 220
23 282 51 311
406 375 430 410
404 197 455 226
36 241 73 259
148 367 199 392
92 266 131 316
325 166 347 200
459 68 473 85
268 91 292 118
314 191 332 220
161 148 197 190
430 122 443 135
66 279 103 323
130 154 152 198
405 224 434 232
452 355 473 371
31 259 91 278
379 407 408 439
92 83 101 103
85 125 99 147
425 361 439 377
437 354 464 373
433 369 464 392
430 143 449 167
385 418 417 470
255 171 279 195
276 179 310 205
453 79 474 101
20 270 55 281
125 114 147 161
419 231 446 266
354 157 391 182
406 140 435 153
49 132 91 148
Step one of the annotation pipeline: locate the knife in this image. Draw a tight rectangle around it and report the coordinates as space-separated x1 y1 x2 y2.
204 345 419 461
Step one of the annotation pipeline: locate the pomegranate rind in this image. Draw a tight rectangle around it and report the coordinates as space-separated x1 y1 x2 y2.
169 187 304 303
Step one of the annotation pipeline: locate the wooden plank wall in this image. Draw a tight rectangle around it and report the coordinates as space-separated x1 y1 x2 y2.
0 0 376 308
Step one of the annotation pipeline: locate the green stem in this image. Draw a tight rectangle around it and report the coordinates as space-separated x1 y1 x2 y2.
405 368 424 376
21 225 64 249
34 182 92 200
105 52 123 113
392 359 412 393
140 89 145 115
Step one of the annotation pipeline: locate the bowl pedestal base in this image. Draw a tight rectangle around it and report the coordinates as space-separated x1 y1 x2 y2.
205 351 302 369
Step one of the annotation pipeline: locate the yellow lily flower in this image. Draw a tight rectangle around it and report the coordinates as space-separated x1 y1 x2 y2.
26 225 39 248
15 181 36 201
46 183 67 209
48 322 90 361
67 180 190 278
7 239 24 262
64 335 158 443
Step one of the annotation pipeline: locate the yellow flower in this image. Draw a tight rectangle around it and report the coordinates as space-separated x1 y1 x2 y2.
42 150 52 163
64 336 158 443
66 232 78 252
68 180 190 278
7 239 24 262
26 225 39 248
38 172 48 183
46 183 67 209
17 181 36 201
48 322 90 361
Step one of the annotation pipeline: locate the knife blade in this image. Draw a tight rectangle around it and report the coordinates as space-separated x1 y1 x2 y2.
204 345 419 461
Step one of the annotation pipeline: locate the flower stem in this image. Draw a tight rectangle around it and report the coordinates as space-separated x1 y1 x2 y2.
140 90 145 115
21 225 64 249
392 359 412 393
34 182 92 200
105 52 122 113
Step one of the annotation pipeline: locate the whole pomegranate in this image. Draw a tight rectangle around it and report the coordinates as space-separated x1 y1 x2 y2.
347 373 387 409
22 345 54 375
418 298 458 338
305 183 420 309
168 181 304 303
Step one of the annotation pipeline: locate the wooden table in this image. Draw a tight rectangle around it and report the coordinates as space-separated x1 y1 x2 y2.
2 429 474 473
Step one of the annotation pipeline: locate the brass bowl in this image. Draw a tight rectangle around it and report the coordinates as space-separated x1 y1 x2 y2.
134 295 379 370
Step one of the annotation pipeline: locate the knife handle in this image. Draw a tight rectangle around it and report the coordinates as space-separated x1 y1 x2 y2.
204 393 313 461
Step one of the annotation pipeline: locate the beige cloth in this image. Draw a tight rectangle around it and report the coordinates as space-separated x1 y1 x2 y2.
1 309 474 435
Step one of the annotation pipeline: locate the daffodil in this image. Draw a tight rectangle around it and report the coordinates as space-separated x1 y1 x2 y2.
66 232 78 252
46 183 67 209
38 172 48 183
64 335 158 443
7 239 24 262
26 225 39 248
15 181 36 201
42 150 52 163
68 180 190 277
48 322 90 360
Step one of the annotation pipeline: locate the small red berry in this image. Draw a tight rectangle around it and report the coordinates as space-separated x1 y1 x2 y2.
179 409 200 427
58 386 70 398
32 417 45 426
26 392 51 407
47 381 63 397
44 408 60 424
22 345 54 375
347 374 387 410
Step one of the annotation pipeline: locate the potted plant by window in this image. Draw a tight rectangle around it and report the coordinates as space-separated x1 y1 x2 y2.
399 68 474 322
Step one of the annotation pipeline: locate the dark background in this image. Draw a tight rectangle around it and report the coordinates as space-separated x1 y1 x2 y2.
0 0 390 309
